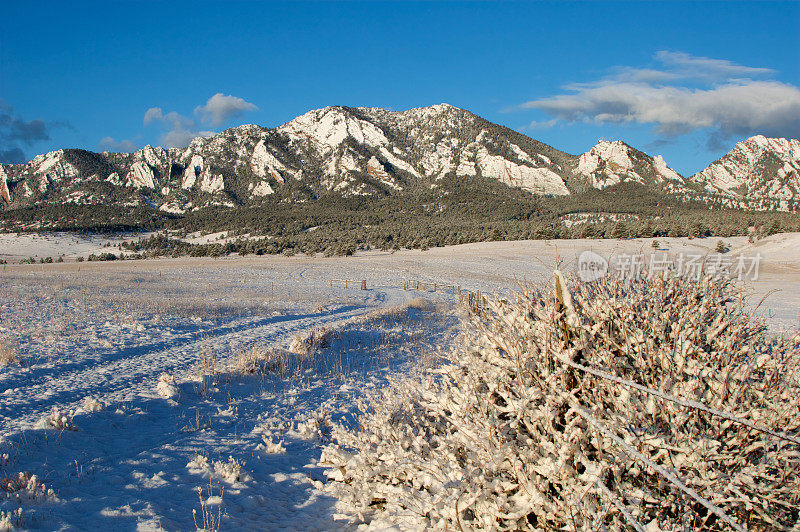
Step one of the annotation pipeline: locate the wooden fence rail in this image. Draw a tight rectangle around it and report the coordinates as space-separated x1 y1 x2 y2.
330 278 367 290
402 279 460 295
403 278 488 313
461 290 488 313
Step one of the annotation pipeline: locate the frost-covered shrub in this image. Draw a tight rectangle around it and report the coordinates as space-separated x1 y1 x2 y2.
1 472 57 504
322 272 800 530
233 327 335 378
187 455 251 485
0 508 23 531
187 454 212 475
212 457 250 484
289 327 333 355
81 396 106 412
232 346 290 376
259 436 286 454
293 411 330 442
39 408 77 431
156 373 179 399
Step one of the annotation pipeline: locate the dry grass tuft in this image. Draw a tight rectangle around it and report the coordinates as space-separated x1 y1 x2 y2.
194 345 219 379
0 336 20 368
289 326 334 355
192 345 222 397
230 325 337 379
232 346 291 376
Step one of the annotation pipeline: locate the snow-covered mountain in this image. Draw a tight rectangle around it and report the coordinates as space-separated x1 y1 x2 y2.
570 140 687 193
0 104 796 214
0 104 579 212
276 104 575 196
690 135 800 202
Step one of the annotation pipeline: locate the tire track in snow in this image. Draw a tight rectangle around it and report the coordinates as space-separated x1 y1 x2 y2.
0 304 372 435
0 306 363 393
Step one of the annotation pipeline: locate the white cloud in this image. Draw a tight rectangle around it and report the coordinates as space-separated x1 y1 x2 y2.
520 51 800 148
142 107 207 148
143 107 194 130
161 128 215 149
654 51 774 81
143 107 164 126
142 93 257 147
194 93 258 127
99 136 137 152
527 119 558 130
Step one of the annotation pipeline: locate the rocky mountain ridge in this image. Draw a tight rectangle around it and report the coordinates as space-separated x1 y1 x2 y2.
0 104 796 213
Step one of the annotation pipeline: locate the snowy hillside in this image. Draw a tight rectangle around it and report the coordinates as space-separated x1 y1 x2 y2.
691 135 800 202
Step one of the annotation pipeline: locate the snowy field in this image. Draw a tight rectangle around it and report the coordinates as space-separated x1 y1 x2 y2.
0 233 798 530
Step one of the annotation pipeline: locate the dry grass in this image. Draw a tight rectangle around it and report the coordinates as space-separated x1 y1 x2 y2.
0 335 20 368
230 297 445 381
192 344 222 397
194 345 219 379
231 346 291 376
288 326 334 355
230 334 325 378
192 480 225 532
0 267 298 334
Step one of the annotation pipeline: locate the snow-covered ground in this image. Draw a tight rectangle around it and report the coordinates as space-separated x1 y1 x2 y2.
0 232 155 263
0 231 253 262
0 233 798 530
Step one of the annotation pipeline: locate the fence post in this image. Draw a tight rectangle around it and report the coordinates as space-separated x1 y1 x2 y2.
361 280 366 290
330 279 332 287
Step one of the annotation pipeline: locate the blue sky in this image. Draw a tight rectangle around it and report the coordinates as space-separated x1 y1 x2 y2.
1 1 798 175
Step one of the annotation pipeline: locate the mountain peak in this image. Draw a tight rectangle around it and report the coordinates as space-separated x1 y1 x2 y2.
278 105 390 151
741 135 799 153
573 139 685 190
419 102 459 113
691 135 800 200
593 138 628 148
